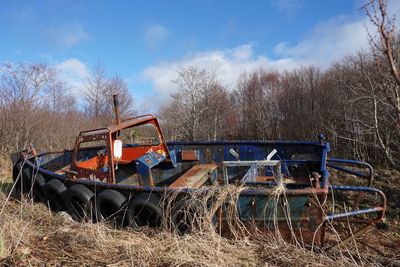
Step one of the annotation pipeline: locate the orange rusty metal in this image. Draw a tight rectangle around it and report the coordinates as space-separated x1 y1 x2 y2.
70 114 172 184
255 176 275 182
181 150 199 161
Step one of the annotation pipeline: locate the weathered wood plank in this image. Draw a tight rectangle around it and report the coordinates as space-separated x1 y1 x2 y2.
170 164 218 188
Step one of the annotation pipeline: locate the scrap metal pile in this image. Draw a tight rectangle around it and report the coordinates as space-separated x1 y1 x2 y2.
10 95 386 249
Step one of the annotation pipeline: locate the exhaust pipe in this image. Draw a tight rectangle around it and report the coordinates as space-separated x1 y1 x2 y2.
113 94 121 125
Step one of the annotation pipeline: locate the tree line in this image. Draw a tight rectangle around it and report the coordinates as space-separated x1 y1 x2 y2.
158 55 398 168
0 63 135 153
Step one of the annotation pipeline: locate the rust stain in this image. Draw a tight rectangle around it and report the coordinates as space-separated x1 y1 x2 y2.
181 150 198 161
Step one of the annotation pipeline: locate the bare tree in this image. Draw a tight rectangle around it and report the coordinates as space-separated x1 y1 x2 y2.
159 66 234 141
81 65 108 120
278 66 323 140
103 75 136 122
201 82 236 140
81 65 135 125
0 63 94 152
364 0 400 168
0 63 58 151
236 70 281 140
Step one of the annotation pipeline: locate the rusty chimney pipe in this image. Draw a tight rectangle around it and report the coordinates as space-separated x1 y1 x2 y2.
113 94 121 125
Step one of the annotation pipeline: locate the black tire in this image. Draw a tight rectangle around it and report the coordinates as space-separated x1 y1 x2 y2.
127 193 163 228
63 184 94 221
12 161 22 182
95 189 127 224
11 162 45 202
42 179 67 212
172 197 206 235
14 165 35 198
31 173 46 202
11 161 25 197
22 167 35 197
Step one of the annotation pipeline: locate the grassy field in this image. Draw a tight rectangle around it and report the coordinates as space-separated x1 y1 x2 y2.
0 156 399 266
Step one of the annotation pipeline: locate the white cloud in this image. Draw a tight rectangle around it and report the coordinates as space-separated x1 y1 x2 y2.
141 15 378 102
273 1 400 67
144 24 168 47
46 23 89 47
142 44 301 104
56 58 90 95
273 15 371 67
141 1 400 107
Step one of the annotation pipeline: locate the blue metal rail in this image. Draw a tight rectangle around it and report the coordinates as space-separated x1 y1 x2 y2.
327 158 373 186
326 185 386 223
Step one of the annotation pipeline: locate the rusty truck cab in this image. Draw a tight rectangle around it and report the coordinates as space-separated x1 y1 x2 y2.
70 114 175 185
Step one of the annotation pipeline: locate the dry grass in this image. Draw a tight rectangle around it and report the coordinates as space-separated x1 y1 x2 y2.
0 192 362 267
0 156 391 266
0 191 367 266
0 155 11 183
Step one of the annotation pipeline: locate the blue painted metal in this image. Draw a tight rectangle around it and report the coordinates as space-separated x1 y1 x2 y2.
136 151 166 186
167 140 328 146
18 134 386 245
327 185 386 222
327 207 384 221
169 149 177 168
167 141 328 181
329 184 383 193
327 158 373 182
320 141 330 187
237 195 309 228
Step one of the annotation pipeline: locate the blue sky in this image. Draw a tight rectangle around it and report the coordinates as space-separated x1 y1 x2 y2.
1 0 398 112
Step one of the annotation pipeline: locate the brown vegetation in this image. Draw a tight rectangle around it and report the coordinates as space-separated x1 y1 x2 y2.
0 164 383 267
159 51 400 169
0 63 135 154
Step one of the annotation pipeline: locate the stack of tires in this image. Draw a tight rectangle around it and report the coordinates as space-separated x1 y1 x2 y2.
12 160 214 234
12 161 167 229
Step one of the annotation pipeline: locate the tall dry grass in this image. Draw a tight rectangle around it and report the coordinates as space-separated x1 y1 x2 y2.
0 187 372 266
0 155 381 266
0 155 11 183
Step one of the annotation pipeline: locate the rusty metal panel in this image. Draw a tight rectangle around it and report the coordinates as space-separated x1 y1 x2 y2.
181 150 199 161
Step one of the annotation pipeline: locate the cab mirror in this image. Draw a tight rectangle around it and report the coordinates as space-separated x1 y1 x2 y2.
113 140 123 159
